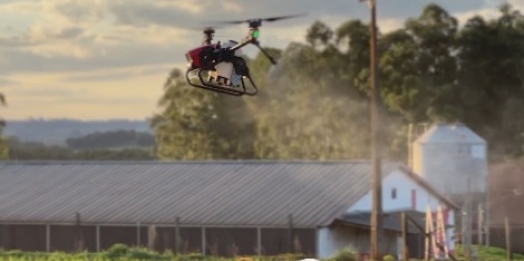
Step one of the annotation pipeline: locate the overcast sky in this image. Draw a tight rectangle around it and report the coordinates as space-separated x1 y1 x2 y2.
0 0 517 120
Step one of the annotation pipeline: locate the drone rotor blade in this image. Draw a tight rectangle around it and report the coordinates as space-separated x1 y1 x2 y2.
213 20 249 25
209 13 307 25
261 13 308 22
188 25 224 31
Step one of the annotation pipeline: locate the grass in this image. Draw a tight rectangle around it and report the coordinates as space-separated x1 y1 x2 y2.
0 244 520 261
454 244 524 261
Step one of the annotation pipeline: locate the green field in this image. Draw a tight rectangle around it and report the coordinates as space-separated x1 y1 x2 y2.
0 244 521 261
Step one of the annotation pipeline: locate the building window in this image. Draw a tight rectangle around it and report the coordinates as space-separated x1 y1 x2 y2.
391 188 397 199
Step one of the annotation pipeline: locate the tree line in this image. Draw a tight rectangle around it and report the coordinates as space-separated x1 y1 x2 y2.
0 132 155 160
152 3 524 162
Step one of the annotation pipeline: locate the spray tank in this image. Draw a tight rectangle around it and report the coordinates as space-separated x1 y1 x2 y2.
213 40 243 84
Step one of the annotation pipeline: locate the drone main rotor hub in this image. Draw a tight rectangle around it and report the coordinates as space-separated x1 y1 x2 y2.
248 20 263 28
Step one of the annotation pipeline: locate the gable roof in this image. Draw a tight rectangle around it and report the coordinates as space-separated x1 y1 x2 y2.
398 166 460 210
0 160 403 228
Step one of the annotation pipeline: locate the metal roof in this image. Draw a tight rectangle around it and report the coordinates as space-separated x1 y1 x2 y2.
415 122 486 144
0 160 403 228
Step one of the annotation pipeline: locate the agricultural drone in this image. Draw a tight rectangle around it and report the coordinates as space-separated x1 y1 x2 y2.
184 14 305 97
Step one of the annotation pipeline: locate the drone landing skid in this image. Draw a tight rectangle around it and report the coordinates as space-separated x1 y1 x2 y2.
186 68 258 97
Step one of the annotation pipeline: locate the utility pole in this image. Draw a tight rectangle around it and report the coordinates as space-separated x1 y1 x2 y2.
359 0 383 259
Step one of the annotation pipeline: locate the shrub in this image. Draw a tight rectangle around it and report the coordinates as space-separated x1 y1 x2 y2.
383 254 396 261
329 247 359 261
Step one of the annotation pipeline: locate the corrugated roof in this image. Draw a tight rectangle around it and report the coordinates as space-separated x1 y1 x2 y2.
415 123 486 144
0 160 403 228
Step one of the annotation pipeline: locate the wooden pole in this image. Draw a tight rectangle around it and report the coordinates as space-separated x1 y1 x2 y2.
505 217 512 261
175 216 181 255
478 203 483 253
46 224 50 252
408 123 413 168
288 214 294 253
137 222 141 247
401 212 408 261
367 0 383 259
75 212 84 252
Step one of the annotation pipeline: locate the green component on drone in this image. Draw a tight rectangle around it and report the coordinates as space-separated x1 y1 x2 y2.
252 29 259 39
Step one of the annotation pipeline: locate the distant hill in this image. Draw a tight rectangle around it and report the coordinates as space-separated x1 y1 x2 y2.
3 119 153 146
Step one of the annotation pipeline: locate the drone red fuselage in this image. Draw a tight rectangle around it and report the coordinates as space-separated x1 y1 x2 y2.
185 44 217 69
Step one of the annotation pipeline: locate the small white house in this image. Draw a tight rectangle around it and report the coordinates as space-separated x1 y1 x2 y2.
317 165 459 259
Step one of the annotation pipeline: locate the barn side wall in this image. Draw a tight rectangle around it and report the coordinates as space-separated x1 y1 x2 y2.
0 224 316 257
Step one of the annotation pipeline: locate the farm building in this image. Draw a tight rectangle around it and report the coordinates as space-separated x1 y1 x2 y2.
0 160 458 259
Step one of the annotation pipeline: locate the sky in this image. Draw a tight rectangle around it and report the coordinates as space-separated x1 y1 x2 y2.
0 0 518 120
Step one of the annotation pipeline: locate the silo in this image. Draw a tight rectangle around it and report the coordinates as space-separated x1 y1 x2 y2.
411 122 489 251
412 122 487 198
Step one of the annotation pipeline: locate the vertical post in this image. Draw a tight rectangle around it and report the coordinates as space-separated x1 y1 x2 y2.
461 207 466 257
46 224 50 252
485 184 490 247
407 123 413 168
137 222 141 247
96 225 100 252
288 214 294 253
505 217 511 261
477 204 483 248
175 216 181 255
201 227 206 256
466 177 472 259
148 225 157 251
401 212 408 261
367 0 383 259
257 227 262 257
75 212 83 252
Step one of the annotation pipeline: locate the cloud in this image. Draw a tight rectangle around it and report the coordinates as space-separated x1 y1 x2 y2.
0 0 516 120
0 78 16 86
0 0 492 77
62 63 182 82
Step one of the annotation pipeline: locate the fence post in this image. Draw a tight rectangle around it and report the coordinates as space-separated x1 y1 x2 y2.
136 222 141 247
401 212 408 261
257 227 262 257
75 212 84 252
288 214 294 253
148 224 157 251
46 224 50 252
175 216 181 255
96 224 100 252
201 227 206 256
505 217 512 261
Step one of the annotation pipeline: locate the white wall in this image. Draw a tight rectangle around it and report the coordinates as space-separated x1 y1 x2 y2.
317 225 398 259
347 169 441 213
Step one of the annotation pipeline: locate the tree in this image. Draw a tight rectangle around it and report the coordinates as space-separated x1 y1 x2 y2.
66 130 155 150
6 137 156 160
0 93 8 159
151 68 255 159
247 22 375 160
456 4 524 157
402 4 460 122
